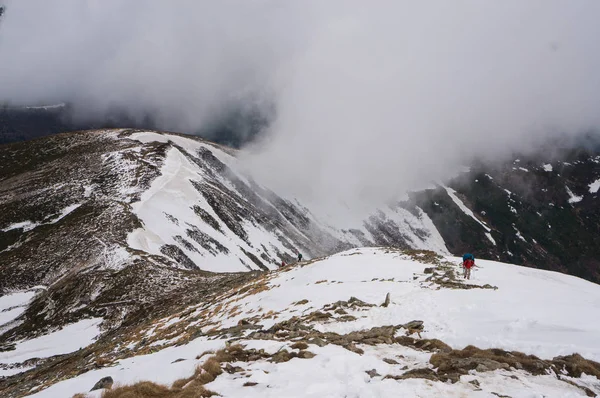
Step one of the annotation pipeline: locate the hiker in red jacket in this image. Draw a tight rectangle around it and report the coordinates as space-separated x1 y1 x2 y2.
462 253 475 280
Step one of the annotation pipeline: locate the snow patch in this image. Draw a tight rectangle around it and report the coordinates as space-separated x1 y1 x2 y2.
588 178 600 194
443 186 491 234
1 204 81 233
0 291 36 332
566 186 583 204
0 318 102 365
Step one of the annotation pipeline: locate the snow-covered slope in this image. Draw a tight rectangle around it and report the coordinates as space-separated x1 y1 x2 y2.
24 248 600 398
0 129 446 340
2 129 600 396
125 131 448 272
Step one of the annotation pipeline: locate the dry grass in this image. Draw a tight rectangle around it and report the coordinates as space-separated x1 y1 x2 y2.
290 342 309 350
201 358 223 377
72 394 88 398
99 380 215 398
196 350 214 360
94 356 112 368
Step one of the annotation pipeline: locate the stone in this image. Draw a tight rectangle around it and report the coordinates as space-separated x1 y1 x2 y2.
383 358 399 364
365 369 381 378
307 337 327 347
514 362 523 370
476 364 489 372
90 376 113 391
271 350 292 363
381 292 391 307
298 350 316 359
403 320 424 330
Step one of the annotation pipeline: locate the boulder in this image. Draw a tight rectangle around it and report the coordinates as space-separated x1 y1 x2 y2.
90 376 113 391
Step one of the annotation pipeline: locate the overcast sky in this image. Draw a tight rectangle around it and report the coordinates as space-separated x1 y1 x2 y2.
1 1 599 218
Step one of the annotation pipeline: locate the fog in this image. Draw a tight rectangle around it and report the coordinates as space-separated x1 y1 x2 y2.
1 1 600 218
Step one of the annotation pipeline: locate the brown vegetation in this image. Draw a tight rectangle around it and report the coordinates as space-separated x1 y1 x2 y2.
98 380 215 398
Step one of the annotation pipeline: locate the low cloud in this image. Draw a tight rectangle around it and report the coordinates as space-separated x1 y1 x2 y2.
2 1 600 217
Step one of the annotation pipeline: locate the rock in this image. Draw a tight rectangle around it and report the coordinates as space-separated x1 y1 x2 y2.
90 376 113 391
271 350 292 363
171 358 186 364
381 292 391 307
383 358 399 364
298 350 316 359
224 363 243 373
403 320 424 330
307 337 327 347
396 368 439 381
344 343 364 355
469 379 481 388
243 381 258 387
470 359 508 373
290 342 309 350
424 267 435 274
514 362 523 370
365 369 380 378
476 364 489 372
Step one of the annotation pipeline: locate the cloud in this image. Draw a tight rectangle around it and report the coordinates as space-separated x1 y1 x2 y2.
2 1 600 217
0 0 309 131
244 0 600 216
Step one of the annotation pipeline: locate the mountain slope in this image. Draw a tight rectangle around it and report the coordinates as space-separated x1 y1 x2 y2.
412 149 600 283
9 248 600 398
1 128 600 350
0 129 445 344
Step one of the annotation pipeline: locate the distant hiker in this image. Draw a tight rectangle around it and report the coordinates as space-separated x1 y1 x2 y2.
462 253 475 280
297 252 303 262
281 260 286 268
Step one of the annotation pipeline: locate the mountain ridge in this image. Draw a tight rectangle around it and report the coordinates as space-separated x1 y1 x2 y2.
2 248 599 397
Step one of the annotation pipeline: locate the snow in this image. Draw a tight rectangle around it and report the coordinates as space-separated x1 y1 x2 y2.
518 167 529 172
588 178 600 194
484 232 496 245
443 186 495 245
1 204 81 233
543 164 553 172
185 248 600 362
0 318 102 365
443 187 490 232
127 131 449 272
0 291 35 331
26 248 600 397
1 220 38 232
566 186 583 204
49 204 81 223
29 338 227 398
127 146 282 272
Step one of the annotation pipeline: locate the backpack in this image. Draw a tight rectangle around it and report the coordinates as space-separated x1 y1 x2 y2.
463 253 474 262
